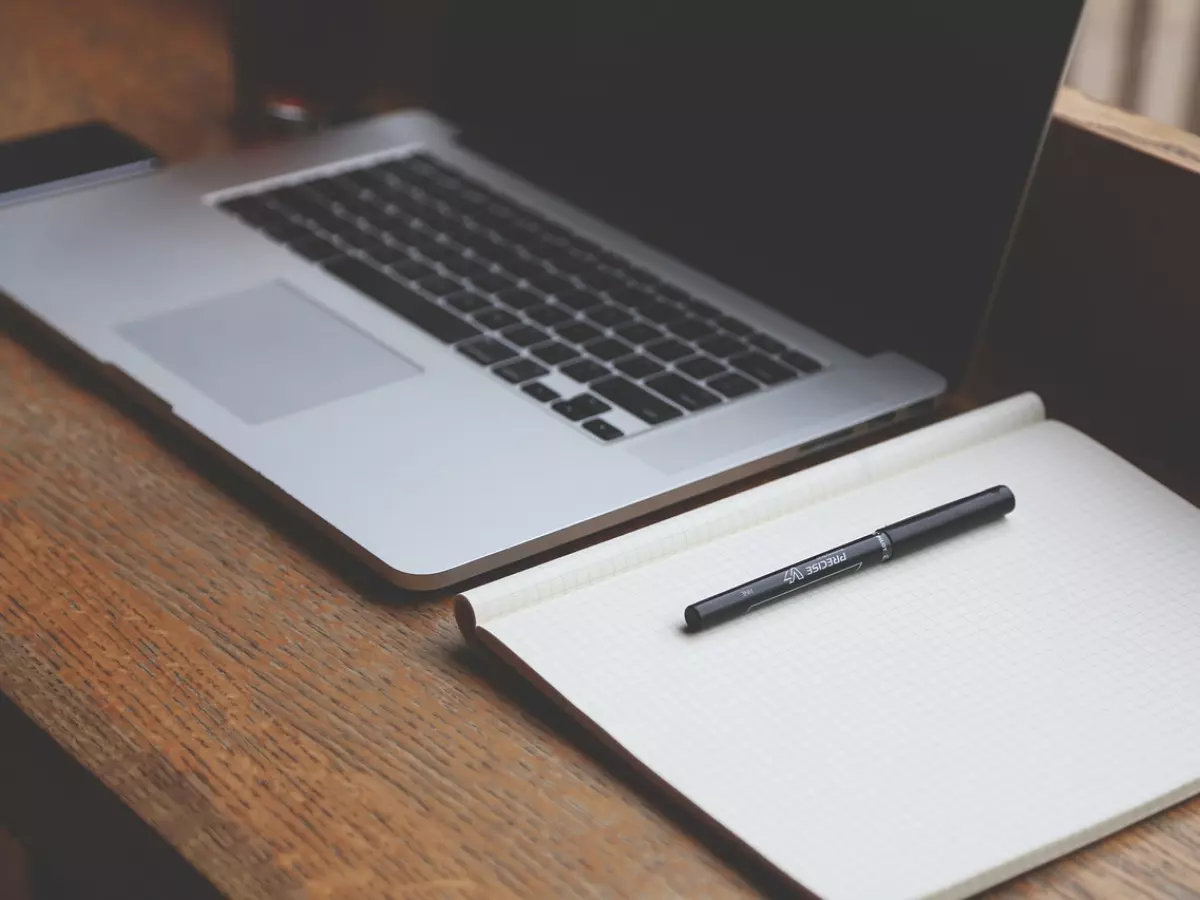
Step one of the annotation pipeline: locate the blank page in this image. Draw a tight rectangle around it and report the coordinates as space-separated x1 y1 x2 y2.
484 421 1200 900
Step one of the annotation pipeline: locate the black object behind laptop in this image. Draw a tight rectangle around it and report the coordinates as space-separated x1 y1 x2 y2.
432 0 1082 389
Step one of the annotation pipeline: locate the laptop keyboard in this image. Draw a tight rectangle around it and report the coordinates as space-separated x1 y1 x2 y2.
214 152 823 442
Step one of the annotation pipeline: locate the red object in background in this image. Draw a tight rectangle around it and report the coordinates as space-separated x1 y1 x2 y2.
224 0 400 134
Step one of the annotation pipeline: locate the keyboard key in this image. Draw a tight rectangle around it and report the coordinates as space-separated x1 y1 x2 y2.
473 307 519 330
697 334 748 358
263 188 327 223
332 199 379 228
446 292 494 314
610 289 656 313
361 242 412 266
708 372 759 399
522 382 560 403
677 356 725 380
526 272 578 297
287 234 343 263
587 304 634 328
728 352 797 385
646 373 722 412
637 299 685 324
561 359 610 383
644 338 693 362
361 207 405 233
413 241 462 265
494 358 549 384
615 355 665 379
749 333 787 354
387 258 437 281
552 394 611 422
496 256 548 281
336 171 380 198
614 322 663 346
260 217 312 242
584 337 634 362
458 337 518 366
416 275 465 297
500 324 550 348
781 349 823 374
579 270 625 293
715 315 754 336
666 317 717 341
324 258 480 343
555 289 606 312
386 235 441 257
468 272 513 294
582 418 624 441
415 208 461 237
446 234 495 261
376 204 422 228
526 303 573 327
605 286 653 309
592 376 683 425
343 236 387 258
544 251 589 274
440 256 495 282
555 322 602 345
531 341 580 365
495 288 544 310
476 244 524 268
299 206 352 235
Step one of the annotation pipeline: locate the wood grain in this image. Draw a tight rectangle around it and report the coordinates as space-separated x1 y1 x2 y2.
0 2 1198 898
0 0 236 161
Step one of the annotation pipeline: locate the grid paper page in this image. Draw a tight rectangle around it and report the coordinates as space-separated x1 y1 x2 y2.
485 421 1200 900
466 393 1045 626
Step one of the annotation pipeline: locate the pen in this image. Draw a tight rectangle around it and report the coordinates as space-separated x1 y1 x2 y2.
683 485 1015 631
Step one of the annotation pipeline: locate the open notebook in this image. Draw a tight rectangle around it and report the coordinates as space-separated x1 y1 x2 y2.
455 393 1200 900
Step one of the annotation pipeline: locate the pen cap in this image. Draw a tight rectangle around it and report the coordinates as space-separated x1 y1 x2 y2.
881 485 1014 558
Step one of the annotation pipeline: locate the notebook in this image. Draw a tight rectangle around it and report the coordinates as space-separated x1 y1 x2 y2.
454 393 1200 900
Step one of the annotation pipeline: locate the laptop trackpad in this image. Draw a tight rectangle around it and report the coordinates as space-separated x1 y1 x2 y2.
118 280 421 424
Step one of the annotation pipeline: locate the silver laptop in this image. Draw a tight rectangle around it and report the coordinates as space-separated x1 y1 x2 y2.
0 0 1082 588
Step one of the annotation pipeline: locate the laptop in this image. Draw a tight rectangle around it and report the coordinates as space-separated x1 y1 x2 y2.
0 0 1082 588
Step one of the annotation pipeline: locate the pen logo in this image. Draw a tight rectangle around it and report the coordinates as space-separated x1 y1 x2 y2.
873 531 893 561
740 588 755 598
782 567 805 585
804 552 848 576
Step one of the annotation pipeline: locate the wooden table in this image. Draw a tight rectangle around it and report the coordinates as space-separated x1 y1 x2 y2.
2 2 1198 898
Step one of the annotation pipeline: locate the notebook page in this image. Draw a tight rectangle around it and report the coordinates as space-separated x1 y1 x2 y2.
462 393 1045 628
482 421 1200 900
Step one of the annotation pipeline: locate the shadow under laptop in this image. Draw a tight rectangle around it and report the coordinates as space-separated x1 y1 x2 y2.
0 293 424 608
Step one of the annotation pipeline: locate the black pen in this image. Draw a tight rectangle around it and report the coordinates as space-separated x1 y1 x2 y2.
683 485 1015 631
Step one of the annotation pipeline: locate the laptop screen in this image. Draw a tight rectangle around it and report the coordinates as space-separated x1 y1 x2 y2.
430 0 1082 388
